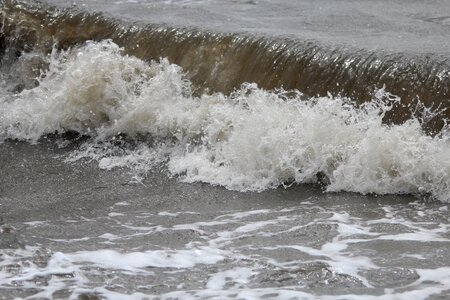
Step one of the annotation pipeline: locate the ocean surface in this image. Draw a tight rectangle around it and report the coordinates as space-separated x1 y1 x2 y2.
0 0 449 299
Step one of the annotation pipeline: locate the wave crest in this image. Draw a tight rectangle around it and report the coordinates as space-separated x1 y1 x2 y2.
1 40 448 201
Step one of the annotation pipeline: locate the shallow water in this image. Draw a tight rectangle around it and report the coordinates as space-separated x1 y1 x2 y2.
1 0 450 299
31 0 450 54
1 141 449 299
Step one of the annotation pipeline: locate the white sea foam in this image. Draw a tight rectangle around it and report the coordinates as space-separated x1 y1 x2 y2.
1 40 449 201
206 267 255 290
0 204 448 299
66 247 225 270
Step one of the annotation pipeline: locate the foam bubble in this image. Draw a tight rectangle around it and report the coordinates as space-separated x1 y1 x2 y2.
66 248 225 270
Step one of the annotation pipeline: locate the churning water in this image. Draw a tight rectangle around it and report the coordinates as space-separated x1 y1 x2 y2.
0 0 449 299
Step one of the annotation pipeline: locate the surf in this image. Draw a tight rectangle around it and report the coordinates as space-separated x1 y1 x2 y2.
1 1 449 132
0 38 448 202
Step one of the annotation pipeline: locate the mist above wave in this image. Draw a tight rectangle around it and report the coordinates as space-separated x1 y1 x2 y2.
0 40 449 202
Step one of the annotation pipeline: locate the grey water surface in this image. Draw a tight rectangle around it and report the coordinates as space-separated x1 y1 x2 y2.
0 140 449 299
1 0 450 299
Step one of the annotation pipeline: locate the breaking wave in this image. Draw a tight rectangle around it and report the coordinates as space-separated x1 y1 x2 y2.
1 1 450 132
1 40 449 202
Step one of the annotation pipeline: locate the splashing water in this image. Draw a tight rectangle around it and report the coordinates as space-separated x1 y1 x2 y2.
0 40 449 201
